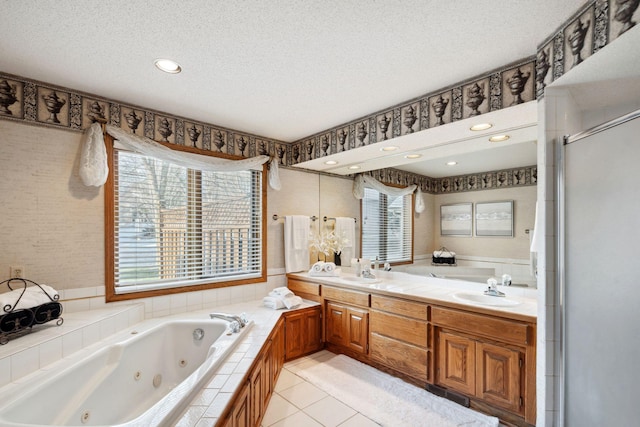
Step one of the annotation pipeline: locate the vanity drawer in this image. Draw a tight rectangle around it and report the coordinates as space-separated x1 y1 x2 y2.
322 286 369 307
370 294 428 320
287 278 321 296
431 306 530 346
370 310 428 348
370 333 428 382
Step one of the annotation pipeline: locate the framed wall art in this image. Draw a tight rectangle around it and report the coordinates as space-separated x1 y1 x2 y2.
440 203 473 236
475 201 514 237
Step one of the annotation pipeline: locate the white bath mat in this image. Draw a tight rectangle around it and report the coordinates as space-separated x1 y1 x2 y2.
294 353 499 427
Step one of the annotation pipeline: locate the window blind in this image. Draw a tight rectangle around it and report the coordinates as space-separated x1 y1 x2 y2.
361 187 412 264
113 150 263 293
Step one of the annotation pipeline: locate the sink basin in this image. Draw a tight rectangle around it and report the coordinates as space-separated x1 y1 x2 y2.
337 276 381 285
453 292 521 307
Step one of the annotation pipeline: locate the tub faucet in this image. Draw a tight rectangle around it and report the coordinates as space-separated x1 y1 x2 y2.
209 312 248 328
484 278 505 297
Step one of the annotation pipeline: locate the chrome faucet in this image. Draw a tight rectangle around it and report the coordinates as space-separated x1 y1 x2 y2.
362 268 376 279
209 312 248 329
484 278 506 297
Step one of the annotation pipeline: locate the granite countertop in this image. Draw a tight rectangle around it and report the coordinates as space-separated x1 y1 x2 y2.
288 269 537 322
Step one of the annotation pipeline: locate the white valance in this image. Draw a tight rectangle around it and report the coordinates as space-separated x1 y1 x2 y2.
78 122 280 190
352 174 424 213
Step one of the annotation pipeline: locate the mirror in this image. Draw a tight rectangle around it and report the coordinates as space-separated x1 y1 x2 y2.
303 102 538 286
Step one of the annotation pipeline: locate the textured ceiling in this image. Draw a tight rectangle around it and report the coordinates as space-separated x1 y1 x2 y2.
1 0 587 143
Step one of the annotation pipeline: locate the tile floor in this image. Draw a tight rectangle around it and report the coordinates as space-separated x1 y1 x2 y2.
263 350 507 427
262 351 380 427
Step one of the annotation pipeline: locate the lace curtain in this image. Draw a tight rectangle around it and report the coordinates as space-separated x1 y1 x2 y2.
78 122 281 189
352 174 425 213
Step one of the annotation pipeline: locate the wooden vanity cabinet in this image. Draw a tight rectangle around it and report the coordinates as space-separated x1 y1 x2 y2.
220 317 286 427
437 330 477 396
326 301 368 354
369 294 429 382
323 286 370 356
433 306 536 425
283 305 323 361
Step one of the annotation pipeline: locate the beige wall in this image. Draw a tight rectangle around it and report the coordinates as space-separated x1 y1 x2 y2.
0 121 104 289
414 191 436 260
434 186 536 260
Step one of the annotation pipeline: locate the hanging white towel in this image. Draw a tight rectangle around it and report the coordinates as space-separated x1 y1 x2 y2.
530 202 542 252
529 202 543 277
284 216 311 273
334 217 355 267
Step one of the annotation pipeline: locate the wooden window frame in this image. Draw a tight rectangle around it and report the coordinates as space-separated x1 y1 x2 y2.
360 185 414 266
104 134 267 302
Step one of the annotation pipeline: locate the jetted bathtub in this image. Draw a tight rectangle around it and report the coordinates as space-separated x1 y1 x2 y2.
0 317 253 426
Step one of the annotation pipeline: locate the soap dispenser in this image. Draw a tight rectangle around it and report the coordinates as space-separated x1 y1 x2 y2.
355 258 361 277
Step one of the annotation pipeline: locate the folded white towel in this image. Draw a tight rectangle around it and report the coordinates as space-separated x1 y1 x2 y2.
270 287 294 297
264 287 302 309
433 250 455 258
0 284 59 311
263 296 286 310
282 295 303 309
311 262 325 273
308 262 339 277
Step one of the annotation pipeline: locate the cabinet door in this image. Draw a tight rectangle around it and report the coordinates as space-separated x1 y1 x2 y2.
303 307 323 354
347 307 368 354
249 361 263 427
262 339 273 414
284 311 305 360
231 381 251 427
272 318 285 381
326 302 348 347
437 330 476 396
476 341 522 414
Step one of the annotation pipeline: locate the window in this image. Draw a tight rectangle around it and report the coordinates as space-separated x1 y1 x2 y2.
106 144 265 301
361 187 413 264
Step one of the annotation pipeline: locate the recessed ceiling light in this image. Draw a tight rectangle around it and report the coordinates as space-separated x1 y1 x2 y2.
470 123 493 131
348 165 361 170
405 154 422 159
380 146 399 152
489 134 510 142
446 161 458 166
324 160 338 165
154 59 182 74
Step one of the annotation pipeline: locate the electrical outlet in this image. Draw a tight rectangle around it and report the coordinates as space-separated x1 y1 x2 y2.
10 266 24 278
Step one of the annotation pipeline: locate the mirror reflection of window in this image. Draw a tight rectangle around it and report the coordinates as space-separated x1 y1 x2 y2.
361 187 412 264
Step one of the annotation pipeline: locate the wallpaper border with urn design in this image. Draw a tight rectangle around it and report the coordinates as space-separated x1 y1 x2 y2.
0 72 291 166
291 57 536 166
